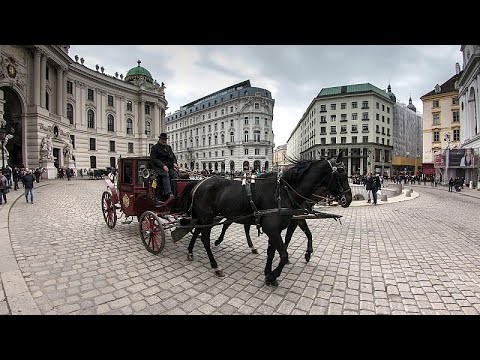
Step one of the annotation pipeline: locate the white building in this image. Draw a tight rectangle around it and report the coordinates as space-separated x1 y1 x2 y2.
165 80 275 174
457 45 480 187
0 45 167 177
287 83 395 176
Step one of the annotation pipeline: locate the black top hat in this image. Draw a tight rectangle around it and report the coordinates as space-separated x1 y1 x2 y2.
159 133 168 139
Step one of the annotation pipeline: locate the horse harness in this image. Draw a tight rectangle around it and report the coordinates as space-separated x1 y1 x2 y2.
242 160 346 235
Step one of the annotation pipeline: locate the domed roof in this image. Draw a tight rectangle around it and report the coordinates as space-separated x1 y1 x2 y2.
125 60 153 83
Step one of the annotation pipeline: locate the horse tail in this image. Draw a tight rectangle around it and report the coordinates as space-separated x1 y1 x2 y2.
179 181 199 216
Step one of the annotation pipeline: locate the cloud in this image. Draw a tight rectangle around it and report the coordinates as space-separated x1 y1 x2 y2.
69 45 463 146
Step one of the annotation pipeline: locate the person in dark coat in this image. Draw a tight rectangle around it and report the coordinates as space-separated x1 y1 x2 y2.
448 177 454 192
0 170 7 204
22 169 35 203
150 133 179 200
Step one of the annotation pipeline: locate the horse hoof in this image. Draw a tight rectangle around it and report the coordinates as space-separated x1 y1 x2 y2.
251 248 258 254
304 252 311 262
214 268 225 277
187 253 194 261
265 278 279 287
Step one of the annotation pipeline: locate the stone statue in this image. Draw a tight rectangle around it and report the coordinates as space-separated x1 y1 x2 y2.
40 134 53 160
63 139 73 160
2 133 13 158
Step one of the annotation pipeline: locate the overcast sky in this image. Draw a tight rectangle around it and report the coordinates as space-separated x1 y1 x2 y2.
69 45 463 146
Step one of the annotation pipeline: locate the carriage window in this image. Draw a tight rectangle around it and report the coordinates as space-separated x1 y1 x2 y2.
123 160 133 184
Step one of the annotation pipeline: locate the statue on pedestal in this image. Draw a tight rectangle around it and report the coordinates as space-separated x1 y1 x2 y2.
40 134 53 160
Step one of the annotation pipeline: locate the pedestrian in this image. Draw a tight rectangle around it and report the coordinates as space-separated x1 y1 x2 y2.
0 170 7 205
373 174 381 205
13 167 20 190
365 172 374 204
22 169 35 204
448 177 454 192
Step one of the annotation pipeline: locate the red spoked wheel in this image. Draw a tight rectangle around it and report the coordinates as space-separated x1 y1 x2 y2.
139 211 166 255
101 191 117 229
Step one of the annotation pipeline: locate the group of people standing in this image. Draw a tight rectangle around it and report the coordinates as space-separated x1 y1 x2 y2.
0 166 35 205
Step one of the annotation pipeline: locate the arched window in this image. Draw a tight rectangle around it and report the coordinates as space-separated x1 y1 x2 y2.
107 114 114 132
67 103 74 124
230 132 234 142
126 118 133 135
145 121 151 136
87 109 95 128
221 134 225 144
254 130 261 142
244 131 249 142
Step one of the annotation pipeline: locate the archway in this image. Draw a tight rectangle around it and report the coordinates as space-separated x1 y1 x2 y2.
264 161 269 172
243 161 249 171
230 160 235 172
253 160 261 172
1 86 24 167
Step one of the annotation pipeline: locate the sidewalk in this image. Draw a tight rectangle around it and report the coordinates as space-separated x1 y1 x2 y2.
407 182 480 200
0 180 54 315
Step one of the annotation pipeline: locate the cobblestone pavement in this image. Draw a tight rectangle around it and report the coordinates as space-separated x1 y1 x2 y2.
4 179 480 314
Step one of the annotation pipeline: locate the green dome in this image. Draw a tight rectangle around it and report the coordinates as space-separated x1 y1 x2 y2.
126 66 152 79
125 60 153 82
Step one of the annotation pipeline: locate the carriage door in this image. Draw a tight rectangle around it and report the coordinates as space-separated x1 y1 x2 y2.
243 161 249 171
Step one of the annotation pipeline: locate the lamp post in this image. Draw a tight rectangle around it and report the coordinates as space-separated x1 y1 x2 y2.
444 133 451 184
0 125 7 169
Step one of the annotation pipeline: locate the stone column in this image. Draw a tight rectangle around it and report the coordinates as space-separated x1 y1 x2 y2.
33 50 41 106
139 101 145 135
153 103 160 137
40 53 47 108
56 66 63 116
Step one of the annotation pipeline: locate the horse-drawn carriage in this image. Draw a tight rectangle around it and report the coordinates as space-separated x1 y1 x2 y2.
101 154 353 286
101 156 197 254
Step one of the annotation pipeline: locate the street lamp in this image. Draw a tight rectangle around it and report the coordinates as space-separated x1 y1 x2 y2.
0 126 7 168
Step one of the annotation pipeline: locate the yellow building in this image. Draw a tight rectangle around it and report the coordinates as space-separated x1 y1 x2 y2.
273 144 288 171
420 72 461 180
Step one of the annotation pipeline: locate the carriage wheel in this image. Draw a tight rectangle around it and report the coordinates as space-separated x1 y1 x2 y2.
139 211 166 255
101 191 117 229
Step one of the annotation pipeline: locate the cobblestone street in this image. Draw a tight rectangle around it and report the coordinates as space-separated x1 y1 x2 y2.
2 179 480 314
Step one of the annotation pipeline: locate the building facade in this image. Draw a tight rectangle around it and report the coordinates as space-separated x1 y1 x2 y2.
287 83 395 176
457 45 480 187
420 72 461 182
272 144 288 172
0 45 167 177
391 97 423 176
164 80 275 174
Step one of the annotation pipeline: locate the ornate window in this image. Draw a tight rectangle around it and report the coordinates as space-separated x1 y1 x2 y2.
67 103 74 124
126 118 133 135
107 114 114 132
87 109 95 128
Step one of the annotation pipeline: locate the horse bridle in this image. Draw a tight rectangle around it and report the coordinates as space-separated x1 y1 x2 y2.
325 159 350 207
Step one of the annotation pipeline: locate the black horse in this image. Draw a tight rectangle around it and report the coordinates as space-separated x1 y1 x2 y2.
214 188 349 262
214 216 313 260
180 154 352 286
